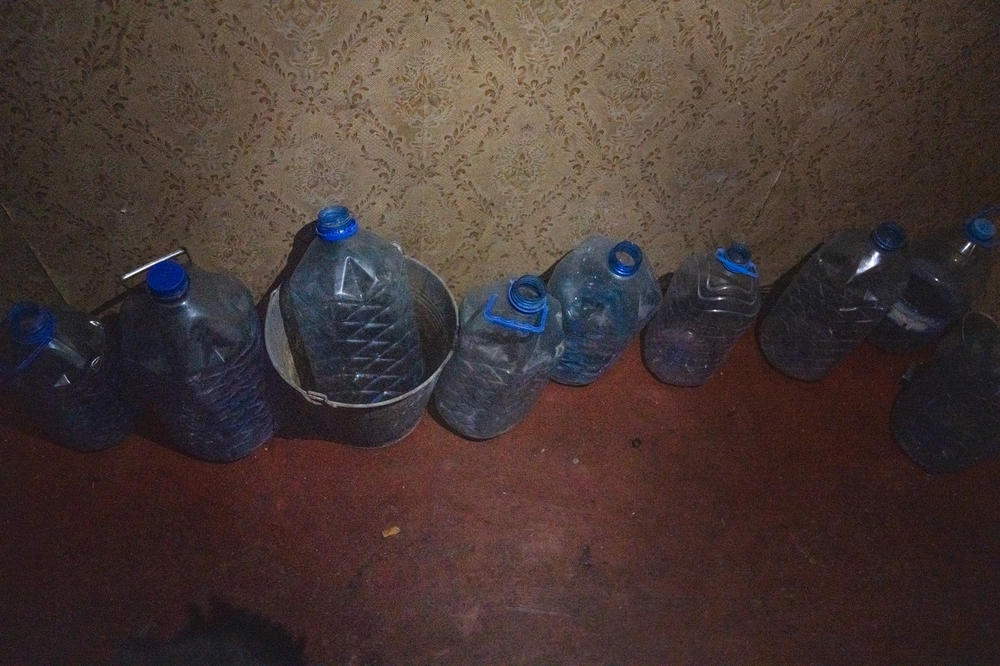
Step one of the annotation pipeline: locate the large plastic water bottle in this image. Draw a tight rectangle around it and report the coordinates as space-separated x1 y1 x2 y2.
279 205 424 404
642 243 761 386
433 275 564 439
0 302 134 451
547 235 661 385
891 312 1000 472
868 211 996 354
119 258 274 461
759 221 910 381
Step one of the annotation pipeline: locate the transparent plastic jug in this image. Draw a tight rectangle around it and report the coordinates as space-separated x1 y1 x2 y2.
434 275 564 439
759 222 910 381
1 302 133 451
891 312 1000 472
119 254 274 461
643 243 761 386
547 235 661 385
279 205 424 404
869 211 996 354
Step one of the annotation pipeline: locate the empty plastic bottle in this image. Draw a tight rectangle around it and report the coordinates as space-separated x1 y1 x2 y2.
643 243 761 386
868 210 996 354
119 259 274 461
433 275 564 439
891 312 1000 473
279 205 424 404
547 235 661 385
0 302 134 451
759 221 910 381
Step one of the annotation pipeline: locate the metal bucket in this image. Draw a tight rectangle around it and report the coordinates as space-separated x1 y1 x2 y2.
264 257 458 447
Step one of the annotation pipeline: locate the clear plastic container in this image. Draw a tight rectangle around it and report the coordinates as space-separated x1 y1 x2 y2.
433 275 564 439
891 312 1000 472
547 235 661 385
759 221 910 381
279 205 424 404
868 211 996 354
643 243 761 386
119 258 274 461
1 302 134 451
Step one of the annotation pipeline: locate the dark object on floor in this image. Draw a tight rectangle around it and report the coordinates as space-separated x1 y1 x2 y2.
115 600 307 666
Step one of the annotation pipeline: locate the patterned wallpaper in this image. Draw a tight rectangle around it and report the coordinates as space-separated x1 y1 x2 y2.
2 1 998 316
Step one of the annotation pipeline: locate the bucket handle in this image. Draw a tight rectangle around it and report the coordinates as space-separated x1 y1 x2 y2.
120 248 190 287
88 248 192 316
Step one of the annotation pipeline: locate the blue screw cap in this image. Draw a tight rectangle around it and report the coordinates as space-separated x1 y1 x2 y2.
6 302 56 346
147 259 190 301
871 221 907 252
965 217 995 247
316 205 359 241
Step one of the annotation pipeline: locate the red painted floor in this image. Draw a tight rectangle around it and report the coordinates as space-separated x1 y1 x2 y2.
2 336 998 664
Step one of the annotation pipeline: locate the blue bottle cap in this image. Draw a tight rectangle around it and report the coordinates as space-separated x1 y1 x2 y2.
608 240 643 277
6 302 56 346
715 242 758 277
316 205 359 241
871 221 907 252
147 259 190 301
965 217 996 247
507 275 547 314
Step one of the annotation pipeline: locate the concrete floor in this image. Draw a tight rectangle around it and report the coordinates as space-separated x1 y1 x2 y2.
2 336 998 664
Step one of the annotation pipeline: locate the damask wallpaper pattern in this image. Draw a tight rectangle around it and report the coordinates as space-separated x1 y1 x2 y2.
1 1 998 315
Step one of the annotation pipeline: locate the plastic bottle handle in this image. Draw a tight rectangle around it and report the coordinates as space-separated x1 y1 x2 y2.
483 293 549 334
0 341 47 383
715 248 759 277
0 305 54 383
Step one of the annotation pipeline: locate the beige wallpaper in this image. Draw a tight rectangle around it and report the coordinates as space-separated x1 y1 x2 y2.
2 1 998 317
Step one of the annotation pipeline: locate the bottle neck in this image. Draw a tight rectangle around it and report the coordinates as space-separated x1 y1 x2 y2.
608 241 642 277
507 275 547 314
944 237 988 275
2 304 91 380
7 302 56 346
483 276 549 334
942 217 995 271
715 244 757 277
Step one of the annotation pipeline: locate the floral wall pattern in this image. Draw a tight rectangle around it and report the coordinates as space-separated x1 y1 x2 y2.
2 1 998 316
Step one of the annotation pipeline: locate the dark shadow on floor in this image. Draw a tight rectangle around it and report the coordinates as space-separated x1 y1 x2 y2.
115 598 308 666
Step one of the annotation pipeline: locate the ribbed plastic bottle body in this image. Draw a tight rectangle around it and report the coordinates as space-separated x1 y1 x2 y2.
868 218 995 354
547 236 661 386
120 265 274 461
280 228 425 404
890 314 1000 472
1 304 134 451
433 277 564 439
643 248 760 386
759 225 910 381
